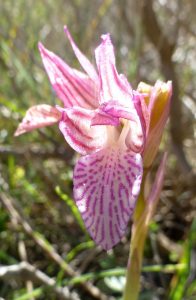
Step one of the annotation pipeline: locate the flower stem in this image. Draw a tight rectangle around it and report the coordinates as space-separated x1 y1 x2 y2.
123 173 149 300
123 156 167 300
123 217 148 300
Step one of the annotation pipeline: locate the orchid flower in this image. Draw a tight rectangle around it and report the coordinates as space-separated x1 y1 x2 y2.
15 27 171 250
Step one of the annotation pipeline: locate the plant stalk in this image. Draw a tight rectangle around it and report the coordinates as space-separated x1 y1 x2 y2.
123 217 148 300
123 172 149 300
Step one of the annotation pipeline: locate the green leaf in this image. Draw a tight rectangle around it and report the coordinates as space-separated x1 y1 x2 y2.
55 186 86 233
169 218 196 300
14 288 43 300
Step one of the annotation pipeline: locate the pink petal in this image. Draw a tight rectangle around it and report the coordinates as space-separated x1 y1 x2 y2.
125 92 149 153
95 34 133 105
95 35 145 152
38 43 99 109
101 101 139 122
133 92 149 137
64 26 99 82
14 104 61 136
91 109 120 126
92 100 145 153
58 107 108 155
125 125 143 153
73 146 143 250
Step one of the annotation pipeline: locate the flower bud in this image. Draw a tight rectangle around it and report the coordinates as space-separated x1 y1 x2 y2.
137 80 172 168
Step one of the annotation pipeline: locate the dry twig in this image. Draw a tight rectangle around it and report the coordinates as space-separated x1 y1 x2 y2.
0 262 80 300
0 192 113 300
0 145 73 162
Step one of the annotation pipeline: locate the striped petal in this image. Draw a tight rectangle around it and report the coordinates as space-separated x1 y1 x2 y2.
125 93 148 153
58 107 107 155
64 26 98 82
38 43 98 109
93 100 144 153
91 108 120 126
14 105 61 136
101 101 139 122
132 92 149 139
73 146 143 250
95 34 133 106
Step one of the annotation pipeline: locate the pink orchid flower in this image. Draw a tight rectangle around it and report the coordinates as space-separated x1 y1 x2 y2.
15 27 171 250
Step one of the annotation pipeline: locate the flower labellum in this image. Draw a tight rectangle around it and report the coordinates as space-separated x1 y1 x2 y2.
15 27 171 250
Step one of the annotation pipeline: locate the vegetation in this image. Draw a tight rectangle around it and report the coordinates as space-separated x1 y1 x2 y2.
0 0 195 299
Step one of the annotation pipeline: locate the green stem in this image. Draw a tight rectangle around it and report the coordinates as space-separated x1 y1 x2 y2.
123 172 149 300
123 220 148 300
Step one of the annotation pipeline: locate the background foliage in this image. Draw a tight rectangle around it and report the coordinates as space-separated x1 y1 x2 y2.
0 0 195 299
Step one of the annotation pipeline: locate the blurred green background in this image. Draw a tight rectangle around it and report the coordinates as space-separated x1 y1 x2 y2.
0 0 195 299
